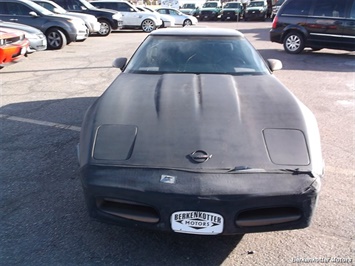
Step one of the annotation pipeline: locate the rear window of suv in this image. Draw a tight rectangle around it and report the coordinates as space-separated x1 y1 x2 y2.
281 0 310 15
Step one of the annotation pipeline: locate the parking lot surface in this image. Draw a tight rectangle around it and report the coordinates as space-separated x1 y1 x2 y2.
1 21 354 265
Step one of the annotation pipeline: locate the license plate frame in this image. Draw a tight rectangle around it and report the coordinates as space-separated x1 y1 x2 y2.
171 211 224 235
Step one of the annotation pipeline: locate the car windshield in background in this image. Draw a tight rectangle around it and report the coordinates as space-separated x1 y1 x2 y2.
203 3 218 7
183 4 196 8
125 36 269 75
225 3 241 8
248 2 264 7
26 0 54 15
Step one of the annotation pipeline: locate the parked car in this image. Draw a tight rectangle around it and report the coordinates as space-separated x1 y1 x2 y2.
220 1 243 21
49 0 123 36
136 6 175 28
33 0 101 35
90 0 161 33
244 0 268 21
78 27 324 236
0 0 88 49
155 7 198 26
270 0 355 54
198 1 222 21
0 20 47 52
179 3 201 17
0 27 29 68
270 0 284 19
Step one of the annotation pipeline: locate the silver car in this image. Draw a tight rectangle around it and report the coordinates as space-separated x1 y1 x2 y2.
33 0 101 35
0 20 47 52
155 7 198 26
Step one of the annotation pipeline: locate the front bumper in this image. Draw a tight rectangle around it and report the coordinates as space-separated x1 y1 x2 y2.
221 12 240 20
245 10 265 19
89 21 102 34
112 19 123 30
75 27 89 41
199 12 219 20
80 165 321 235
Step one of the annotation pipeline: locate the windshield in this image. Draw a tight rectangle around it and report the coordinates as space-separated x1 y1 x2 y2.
183 4 196 8
248 1 264 7
124 35 270 75
26 1 54 15
203 2 218 8
224 3 241 8
36 1 67 14
275 0 285 6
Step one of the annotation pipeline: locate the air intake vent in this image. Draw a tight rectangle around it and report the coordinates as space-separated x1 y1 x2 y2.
97 198 159 223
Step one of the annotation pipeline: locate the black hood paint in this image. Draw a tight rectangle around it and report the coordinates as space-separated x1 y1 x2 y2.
81 73 314 170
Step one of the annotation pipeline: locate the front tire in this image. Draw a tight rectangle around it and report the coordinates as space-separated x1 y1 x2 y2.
98 19 111 36
283 31 305 54
183 19 192 27
141 19 156 33
46 28 67 50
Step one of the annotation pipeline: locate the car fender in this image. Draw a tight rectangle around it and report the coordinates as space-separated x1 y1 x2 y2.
140 14 161 25
281 24 308 43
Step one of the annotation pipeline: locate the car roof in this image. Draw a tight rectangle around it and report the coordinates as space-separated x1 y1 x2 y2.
149 27 244 38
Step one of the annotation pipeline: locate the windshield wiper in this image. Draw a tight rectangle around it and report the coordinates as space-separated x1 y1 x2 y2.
227 166 314 177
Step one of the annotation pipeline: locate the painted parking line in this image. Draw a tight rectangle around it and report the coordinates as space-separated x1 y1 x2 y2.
0 114 81 132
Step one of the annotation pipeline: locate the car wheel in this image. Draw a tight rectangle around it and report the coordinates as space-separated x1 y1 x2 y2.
283 31 305 54
141 19 156 33
46 28 67 50
98 19 111 36
183 19 192 27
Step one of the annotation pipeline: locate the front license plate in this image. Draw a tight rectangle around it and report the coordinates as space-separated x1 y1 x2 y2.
171 211 224 235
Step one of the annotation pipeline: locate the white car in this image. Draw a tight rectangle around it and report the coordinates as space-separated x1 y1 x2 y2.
155 7 198 26
91 0 162 32
136 6 175 28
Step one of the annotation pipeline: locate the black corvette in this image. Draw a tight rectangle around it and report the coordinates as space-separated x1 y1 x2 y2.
78 28 324 235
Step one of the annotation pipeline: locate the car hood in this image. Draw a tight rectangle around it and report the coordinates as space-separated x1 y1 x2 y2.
81 73 323 174
247 7 265 11
222 8 242 11
201 7 219 11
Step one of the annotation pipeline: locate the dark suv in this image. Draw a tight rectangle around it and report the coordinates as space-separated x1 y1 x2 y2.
270 0 355 54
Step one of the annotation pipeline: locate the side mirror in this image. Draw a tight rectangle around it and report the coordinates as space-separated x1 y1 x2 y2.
112 58 127 70
29 11 39 17
267 59 282 71
53 7 60 14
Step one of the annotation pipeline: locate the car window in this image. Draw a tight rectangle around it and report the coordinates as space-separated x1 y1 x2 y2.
157 9 168 14
125 36 269 75
312 0 346 18
115 2 132 12
281 0 310 16
36 2 56 12
351 1 355 18
6 3 32 15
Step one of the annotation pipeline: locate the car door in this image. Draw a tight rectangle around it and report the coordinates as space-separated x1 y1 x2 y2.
112 2 138 26
306 0 348 48
0 2 45 30
162 8 184 25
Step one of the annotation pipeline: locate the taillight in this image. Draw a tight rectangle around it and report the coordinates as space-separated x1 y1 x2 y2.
272 16 278 29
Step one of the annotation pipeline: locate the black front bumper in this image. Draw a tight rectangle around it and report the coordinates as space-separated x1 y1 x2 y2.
199 12 218 21
80 165 321 235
